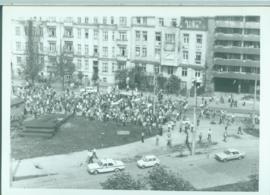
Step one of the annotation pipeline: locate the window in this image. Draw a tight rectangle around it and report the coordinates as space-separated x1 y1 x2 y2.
195 52 202 64
136 31 140 41
17 56 22 64
102 47 108 57
49 42 56 52
84 59 89 71
111 16 114 24
112 62 116 72
119 31 127 41
112 32 115 41
94 45 98 55
39 27 43 36
78 44 81 54
40 56 44 64
64 27 73 37
77 59 82 69
103 77 107 82
77 17 81 23
196 34 202 44
168 66 174 75
85 45 89 55
183 51 188 60
85 17 89 24
102 62 108 72
183 34 189 44
165 33 175 44
40 42 43 52
15 26 20 36
77 28 81 38
48 27 56 37
171 18 177 27
103 31 108 41
159 18 164 26
155 48 161 57
49 57 57 65
142 64 146 72
94 30 98 40
64 42 73 52
135 47 140 56
120 17 127 26
182 68 187 76
112 47 115 57
142 47 147 57
155 32 161 41
142 31 147 41
119 46 127 57
155 65 159 74
195 71 201 77
136 17 141 24
103 17 107 24
143 17 147 25
94 17 98 24
85 29 89 39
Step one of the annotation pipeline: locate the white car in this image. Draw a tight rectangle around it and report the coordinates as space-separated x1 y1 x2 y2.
87 159 125 174
137 155 160 168
215 149 245 162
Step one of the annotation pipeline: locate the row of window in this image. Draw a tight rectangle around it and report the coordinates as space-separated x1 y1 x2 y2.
76 16 127 26
77 59 118 73
182 51 202 64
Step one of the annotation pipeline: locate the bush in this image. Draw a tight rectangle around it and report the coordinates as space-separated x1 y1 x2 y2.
100 171 145 190
147 166 194 191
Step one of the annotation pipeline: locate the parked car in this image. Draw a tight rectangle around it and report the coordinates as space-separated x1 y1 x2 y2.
87 159 125 174
215 149 245 162
137 155 160 168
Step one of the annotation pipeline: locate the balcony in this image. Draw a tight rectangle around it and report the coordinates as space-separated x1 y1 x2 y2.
242 34 260 42
116 55 128 61
214 46 260 55
215 33 243 41
116 39 128 45
244 22 260 29
215 21 244 28
63 50 74 57
214 58 260 67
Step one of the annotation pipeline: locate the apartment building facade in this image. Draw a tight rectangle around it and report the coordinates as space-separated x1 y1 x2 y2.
12 16 208 91
211 16 260 93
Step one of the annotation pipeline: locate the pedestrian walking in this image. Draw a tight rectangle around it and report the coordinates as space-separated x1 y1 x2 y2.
223 131 228 142
207 128 212 143
141 131 145 143
199 132 203 143
237 126 243 135
155 135 159 146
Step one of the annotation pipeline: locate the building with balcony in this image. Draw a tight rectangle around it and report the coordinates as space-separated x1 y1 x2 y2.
211 16 260 93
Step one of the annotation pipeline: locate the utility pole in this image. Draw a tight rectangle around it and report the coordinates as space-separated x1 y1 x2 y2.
191 79 197 156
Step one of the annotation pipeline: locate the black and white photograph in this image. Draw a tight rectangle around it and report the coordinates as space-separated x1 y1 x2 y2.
2 6 269 194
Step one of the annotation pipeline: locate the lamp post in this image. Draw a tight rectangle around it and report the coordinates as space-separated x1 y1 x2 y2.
191 78 199 156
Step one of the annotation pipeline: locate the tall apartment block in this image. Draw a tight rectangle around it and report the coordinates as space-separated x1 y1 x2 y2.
211 16 260 93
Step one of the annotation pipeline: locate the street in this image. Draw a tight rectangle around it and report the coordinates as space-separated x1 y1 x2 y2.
12 138 258 190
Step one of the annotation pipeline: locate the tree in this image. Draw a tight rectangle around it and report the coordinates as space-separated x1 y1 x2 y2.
147 166 194 191
166 75 181 94
55 54 75 90
77 71 83 85
22 20 43 83
100 172 145 190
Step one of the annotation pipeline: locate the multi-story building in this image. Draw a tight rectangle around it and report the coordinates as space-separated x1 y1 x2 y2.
12 16 259 94
179 17 208 89
211 16 260 93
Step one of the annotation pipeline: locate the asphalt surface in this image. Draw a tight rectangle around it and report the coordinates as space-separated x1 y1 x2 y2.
12 142 259 190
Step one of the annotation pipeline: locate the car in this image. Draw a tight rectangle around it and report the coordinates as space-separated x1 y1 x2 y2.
215 149 245 162
137 155 160 168
87 159 125 174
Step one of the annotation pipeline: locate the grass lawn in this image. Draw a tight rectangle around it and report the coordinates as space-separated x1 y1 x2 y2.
203 175 258 192
11 116 151 160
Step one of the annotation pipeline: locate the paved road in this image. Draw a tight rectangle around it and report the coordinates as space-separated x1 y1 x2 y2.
12 140 258 190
